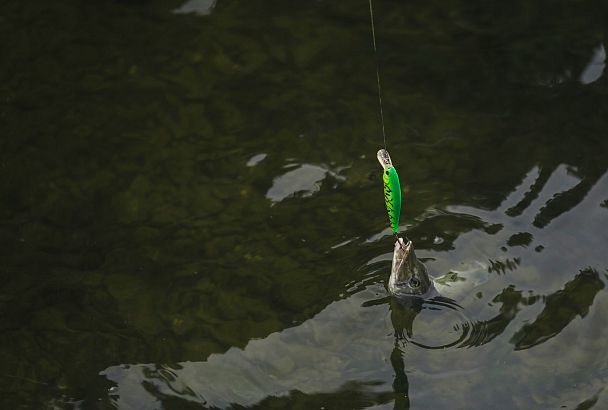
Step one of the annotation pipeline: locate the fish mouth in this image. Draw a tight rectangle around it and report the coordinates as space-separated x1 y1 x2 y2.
398 236 411 252
392 236 412 272
389 236 433 297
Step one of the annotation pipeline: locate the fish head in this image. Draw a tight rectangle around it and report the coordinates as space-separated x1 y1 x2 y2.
389 237 433 297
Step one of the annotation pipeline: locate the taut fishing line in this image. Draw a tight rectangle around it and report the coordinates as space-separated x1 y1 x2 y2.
368 0 387 150
369 0 404 241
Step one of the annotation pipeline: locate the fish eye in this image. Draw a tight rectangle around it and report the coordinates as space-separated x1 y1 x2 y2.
385 171 389 175
409 278 420 288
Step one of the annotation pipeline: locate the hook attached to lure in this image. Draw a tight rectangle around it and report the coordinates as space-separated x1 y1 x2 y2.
377 149 402 240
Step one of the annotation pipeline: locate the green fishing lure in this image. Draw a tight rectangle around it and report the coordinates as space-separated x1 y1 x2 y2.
377 149 401 234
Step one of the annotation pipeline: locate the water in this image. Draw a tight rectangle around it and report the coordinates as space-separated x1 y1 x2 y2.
1 0 607 408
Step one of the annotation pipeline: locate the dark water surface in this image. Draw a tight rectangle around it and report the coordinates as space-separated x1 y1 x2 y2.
2 0 608 408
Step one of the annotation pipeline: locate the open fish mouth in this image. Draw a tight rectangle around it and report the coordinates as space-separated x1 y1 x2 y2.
389 236 433 297
391 236 411 272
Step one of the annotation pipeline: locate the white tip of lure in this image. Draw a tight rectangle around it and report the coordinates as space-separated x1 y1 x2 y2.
377 149 392 170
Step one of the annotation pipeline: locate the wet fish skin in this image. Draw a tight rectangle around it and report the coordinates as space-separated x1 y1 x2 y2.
389 237 433 297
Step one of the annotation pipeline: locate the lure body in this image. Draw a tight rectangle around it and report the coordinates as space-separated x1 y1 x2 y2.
377 149 401 234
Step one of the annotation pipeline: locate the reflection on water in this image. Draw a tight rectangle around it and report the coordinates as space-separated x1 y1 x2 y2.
246 153 267 167
511 268 604 350
99 160 608 407
173 0 217 16
580 44 606 85
100 247 607 408
2 0 608 408
101 287 477 408
266 163 336 203
102 286 395 408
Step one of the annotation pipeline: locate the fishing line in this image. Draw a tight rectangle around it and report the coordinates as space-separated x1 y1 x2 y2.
368 0 387 150
370 0 404 245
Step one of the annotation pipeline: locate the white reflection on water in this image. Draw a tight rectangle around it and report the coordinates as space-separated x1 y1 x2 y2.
266 163 344 203
246 153 267 167
101 166 608 409
173 0 217 16
580 44 606 85
102 286 396 408
100 277 498 409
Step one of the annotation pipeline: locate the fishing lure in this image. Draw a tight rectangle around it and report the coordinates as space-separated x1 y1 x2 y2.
377 149 401 235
